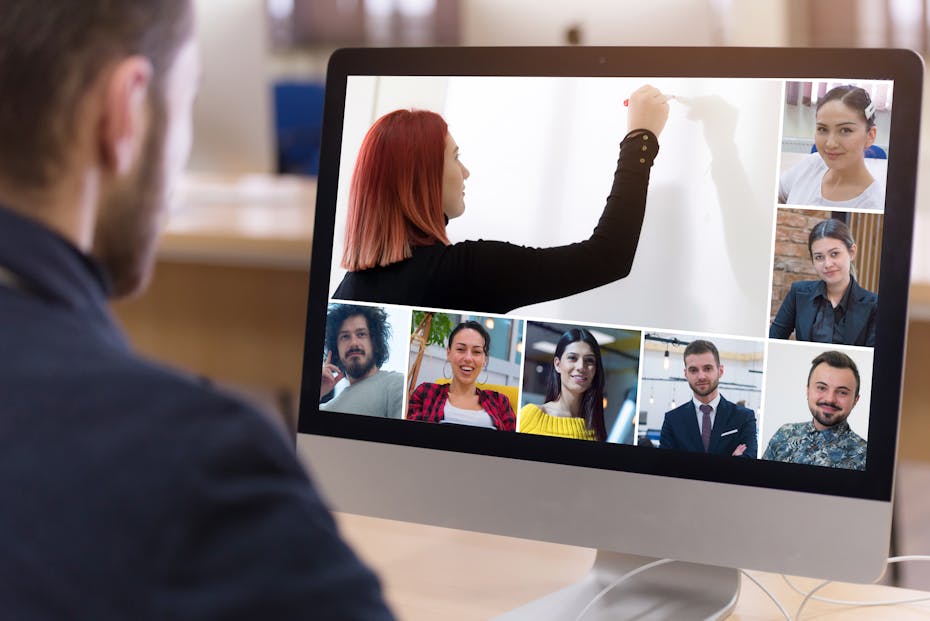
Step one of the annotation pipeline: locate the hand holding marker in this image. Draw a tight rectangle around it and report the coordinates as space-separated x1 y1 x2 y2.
624 85 673 136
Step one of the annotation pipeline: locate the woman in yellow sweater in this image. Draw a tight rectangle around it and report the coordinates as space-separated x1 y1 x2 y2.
518 328 606 441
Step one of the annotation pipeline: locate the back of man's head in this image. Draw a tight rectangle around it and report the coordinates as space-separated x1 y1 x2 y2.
0 0 194 192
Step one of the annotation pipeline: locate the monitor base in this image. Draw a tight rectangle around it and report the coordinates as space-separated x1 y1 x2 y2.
495 550 740 621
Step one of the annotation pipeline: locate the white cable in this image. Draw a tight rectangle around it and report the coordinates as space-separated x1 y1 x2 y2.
740 570 792 620
889 554 930 565
573 558 674 621
784 574 930 607
794 577 833 620
784 555 930 609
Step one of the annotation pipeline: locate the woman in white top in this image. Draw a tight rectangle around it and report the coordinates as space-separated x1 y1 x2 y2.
779 85 884 211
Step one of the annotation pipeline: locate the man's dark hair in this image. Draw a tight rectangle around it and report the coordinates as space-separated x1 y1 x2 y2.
0 0 194 190
807 350 861 397
683 339 720 366
324 304 392 373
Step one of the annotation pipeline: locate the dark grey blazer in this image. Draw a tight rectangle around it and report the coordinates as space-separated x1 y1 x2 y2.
769 278 877 346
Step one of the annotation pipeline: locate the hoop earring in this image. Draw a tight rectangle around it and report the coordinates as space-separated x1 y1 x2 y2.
479 369 489 385
443 360 452 380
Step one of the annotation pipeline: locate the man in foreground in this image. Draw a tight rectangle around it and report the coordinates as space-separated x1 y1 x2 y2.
0 2 393 617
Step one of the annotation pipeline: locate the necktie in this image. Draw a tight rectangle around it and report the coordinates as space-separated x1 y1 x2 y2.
700 404 712 451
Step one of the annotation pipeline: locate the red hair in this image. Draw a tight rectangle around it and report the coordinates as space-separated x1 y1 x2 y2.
342 109 451 271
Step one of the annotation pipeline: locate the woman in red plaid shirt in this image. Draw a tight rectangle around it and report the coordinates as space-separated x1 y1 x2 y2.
407 321 516 431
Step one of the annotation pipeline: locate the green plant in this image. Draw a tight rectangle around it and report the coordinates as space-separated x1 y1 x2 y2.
411 311 456 348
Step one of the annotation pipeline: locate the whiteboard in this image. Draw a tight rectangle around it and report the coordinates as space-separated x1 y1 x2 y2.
331 76 783 339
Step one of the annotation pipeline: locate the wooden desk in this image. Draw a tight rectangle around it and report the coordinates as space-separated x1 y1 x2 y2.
337 512 930 620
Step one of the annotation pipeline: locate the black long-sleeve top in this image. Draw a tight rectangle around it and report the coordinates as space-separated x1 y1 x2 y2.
333 130 659 315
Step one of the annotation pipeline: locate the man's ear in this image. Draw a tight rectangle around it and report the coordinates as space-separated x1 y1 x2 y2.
99 56 153 176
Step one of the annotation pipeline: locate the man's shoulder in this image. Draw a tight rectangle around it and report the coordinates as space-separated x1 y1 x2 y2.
773 421 808 440
119 354 273 421
663 402 692 421
359 369 404 394
840 425 868 447
375 369 404 384
720 396 755 418
325 369 405 416
116 359 291 457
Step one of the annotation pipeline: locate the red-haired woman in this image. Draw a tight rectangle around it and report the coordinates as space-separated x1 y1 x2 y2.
334 85 670 315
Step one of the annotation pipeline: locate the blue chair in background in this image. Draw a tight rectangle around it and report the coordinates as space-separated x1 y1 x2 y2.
273 81 326 176
810 143 887 159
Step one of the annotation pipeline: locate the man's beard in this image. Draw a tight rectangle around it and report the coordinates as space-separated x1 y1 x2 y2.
689 376 719 398
344 350 376 380
92 93 167 298
811 401 846 428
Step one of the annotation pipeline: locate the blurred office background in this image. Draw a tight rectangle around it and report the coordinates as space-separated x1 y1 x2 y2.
184 0 930 274
110 0 930 588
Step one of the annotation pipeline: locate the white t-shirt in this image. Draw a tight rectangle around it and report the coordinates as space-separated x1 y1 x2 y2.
442 402 495 429
779 153 885 211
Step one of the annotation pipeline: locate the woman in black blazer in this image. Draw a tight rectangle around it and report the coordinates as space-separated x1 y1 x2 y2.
769 218 877 346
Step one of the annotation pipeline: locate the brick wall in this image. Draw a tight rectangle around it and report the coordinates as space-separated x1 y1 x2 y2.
770 208 831 321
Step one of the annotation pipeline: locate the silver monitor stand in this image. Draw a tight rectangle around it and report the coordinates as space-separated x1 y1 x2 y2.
496 551 738 620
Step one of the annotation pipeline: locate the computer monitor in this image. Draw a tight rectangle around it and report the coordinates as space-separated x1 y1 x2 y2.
297 47 922 618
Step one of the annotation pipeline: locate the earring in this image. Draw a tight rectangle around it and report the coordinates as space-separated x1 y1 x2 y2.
443 360 452 380
479 369 489 385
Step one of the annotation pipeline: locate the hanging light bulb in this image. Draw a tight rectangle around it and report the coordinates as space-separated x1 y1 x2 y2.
484 318 495 330
663 347 670 370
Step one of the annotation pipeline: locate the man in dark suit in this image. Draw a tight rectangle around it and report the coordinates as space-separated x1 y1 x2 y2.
659 340 757 457
0 2 393 618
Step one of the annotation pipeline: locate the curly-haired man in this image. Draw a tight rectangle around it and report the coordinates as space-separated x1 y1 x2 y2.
320 304 404 418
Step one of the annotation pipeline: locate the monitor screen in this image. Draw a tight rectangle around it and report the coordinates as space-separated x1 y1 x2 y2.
297 47 921 584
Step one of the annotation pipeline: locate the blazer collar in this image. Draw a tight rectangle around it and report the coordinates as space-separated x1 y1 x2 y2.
0 206 113 309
